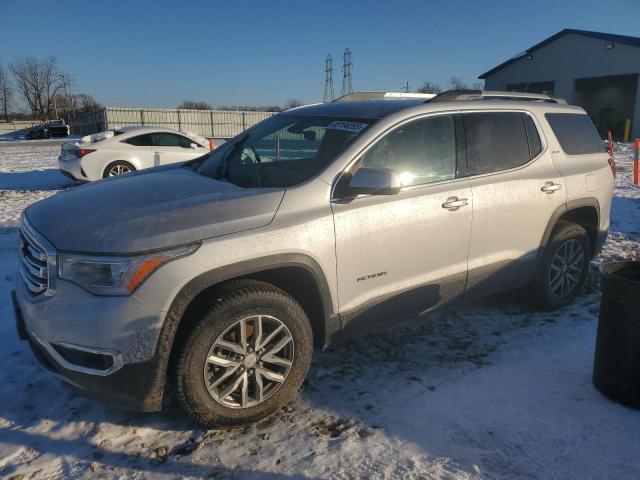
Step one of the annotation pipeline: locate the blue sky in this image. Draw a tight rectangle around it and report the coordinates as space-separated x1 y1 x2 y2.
2 0 639 108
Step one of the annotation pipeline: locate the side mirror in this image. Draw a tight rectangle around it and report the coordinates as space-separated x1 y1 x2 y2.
342 167 402 196
302 130 316 141
190 142 198 149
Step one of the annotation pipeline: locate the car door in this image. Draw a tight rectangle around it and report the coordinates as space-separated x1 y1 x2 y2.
463 110 567 296
331 113 473 329
122 133 155 168
151 133 206 165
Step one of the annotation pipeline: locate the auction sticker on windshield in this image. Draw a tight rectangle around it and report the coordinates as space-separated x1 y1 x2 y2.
327 121 370 133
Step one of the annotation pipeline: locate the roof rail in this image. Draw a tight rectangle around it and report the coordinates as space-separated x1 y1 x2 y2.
334 92 437 102
428 89 567 104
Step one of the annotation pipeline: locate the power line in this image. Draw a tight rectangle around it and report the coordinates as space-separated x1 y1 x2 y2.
323 54 335 102
340 48 352 96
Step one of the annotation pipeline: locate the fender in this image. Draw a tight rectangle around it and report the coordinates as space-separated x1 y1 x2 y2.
537 197 601 257
139 253 337 410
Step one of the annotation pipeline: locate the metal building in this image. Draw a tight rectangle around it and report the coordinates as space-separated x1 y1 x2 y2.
479 29 640 141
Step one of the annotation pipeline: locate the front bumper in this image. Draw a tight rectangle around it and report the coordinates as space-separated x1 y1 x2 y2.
13 275 168 411
24 330 165 411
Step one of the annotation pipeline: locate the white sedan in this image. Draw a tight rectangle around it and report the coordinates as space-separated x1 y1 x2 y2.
58 126 215 181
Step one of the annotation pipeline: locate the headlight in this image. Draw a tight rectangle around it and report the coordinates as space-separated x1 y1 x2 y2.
58 243 199 295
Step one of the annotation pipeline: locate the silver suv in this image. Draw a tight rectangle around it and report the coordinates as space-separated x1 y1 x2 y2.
12 90 615 426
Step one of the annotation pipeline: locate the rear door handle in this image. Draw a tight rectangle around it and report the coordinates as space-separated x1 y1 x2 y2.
442 196 468 211
541 182 562 194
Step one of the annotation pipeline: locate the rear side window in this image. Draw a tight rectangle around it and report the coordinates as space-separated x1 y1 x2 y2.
152 133 194 148
464 112 530 175
545 113 604 155
125 134 153 146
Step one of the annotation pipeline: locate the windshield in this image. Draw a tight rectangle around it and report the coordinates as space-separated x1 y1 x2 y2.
197 114 376 188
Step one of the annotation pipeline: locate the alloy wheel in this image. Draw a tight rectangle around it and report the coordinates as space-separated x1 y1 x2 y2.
203 315 294 409
549 238 585 298
109 164 131 176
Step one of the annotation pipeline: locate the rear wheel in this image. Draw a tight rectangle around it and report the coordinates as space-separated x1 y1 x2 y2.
103 160 135 178
534 220 591 309
174 280 313 427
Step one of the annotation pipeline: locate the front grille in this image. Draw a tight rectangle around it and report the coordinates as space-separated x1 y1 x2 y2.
18 225 49 296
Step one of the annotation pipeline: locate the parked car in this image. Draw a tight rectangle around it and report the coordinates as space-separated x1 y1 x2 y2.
25 122 69 140
13 90 614 426
58 126 213 181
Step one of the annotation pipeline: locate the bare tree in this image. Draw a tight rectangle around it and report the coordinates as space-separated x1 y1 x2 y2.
54 92 101 118
283 98 302 110
0 64 12 122
73 93 101 116
416 81 441 94
10 56 64 119
472 81 483 91
448 77 469 90
178 99 212 110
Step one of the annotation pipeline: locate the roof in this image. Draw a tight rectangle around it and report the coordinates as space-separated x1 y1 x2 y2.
283 98 425 119
116 125 178 133
479 29 640 79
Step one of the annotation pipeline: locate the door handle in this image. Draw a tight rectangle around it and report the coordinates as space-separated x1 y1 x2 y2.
442 196 468 211
541 182 562 194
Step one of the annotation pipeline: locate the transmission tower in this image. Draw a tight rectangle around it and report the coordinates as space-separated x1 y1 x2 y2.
323 54 335 102
402 81 410 93
340 48 353 96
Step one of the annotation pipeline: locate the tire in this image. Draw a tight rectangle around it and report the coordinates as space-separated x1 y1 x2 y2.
175 279 313 427
533 220 591 310
103 160 135 178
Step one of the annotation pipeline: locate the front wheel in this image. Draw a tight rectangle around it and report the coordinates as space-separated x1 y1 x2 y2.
174 280 313 427
533 220 591 309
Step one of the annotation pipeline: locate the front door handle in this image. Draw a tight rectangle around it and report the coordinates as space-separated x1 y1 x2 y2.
442 196 469 211
541 182 562 194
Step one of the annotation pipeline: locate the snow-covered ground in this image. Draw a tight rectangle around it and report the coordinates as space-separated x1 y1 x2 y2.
0 140 639 480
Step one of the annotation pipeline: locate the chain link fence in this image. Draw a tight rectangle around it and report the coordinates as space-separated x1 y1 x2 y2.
69 107 276 138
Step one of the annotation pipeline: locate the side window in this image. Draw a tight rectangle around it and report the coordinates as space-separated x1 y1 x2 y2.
152 133 194 148
464 112 530 175
545 113 605 155
524 114 542 158
125 134 153 146
360 114 457 187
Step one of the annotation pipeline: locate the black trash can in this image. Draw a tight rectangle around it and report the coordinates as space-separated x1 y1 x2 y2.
593 261 640 408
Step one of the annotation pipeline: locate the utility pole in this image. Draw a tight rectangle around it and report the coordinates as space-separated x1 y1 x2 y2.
340 48 353 97
402 81 410 93
323 54 335 102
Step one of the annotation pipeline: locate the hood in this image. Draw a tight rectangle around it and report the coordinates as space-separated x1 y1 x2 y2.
25 167 285 253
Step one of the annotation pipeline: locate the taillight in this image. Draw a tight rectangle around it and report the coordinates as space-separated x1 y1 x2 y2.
208 139 216 151
72 148 96 158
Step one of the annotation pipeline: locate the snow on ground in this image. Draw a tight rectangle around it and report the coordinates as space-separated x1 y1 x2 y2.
0 139 78 225
0 140 639 479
